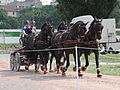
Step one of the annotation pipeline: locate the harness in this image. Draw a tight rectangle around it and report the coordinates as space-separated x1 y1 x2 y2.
34 40 48 45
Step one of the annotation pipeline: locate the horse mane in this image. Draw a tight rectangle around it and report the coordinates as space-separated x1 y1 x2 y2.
71 21 83 30
41 22 48 31
88 20 96 31
58 22 67 30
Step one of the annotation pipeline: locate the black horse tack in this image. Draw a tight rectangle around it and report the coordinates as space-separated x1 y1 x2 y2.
75 18 104 77
34 22 53 73
50 21 88 76
10 19 103 78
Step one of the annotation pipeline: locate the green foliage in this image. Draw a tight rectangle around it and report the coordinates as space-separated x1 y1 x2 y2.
0 22 12 29
110 0 120 28
56 0 118 22
0 43 20 46
0 9 20 29
0 5 62 29
0 9 7 21
0 32 20 37
19 5 62 28
116 31 120 35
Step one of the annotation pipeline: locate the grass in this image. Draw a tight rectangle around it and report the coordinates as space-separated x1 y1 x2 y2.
0 32 20 37
116 31 120 36
68 53 120 63
0 43 20 46
86 64 120 76
65 53 120 76
68 63 120 76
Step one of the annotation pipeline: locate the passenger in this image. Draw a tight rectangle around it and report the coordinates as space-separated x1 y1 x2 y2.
21 20 31 37
20 20 33 46
99 44 106 54
30 20 36 35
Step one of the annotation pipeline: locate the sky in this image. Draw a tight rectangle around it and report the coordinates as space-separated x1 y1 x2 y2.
17 0 53 5
40 0 52 5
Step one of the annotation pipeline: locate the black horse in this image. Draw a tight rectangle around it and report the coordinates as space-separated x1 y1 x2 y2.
34 22 53 74
51 21 88 76
75 18 103 77
49 22 68 72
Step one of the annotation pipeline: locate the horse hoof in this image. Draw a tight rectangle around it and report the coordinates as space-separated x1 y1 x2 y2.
97 74 102 78
62 72 66 76
57 71 60 74
35 70 39 73
73 67 76 71
49 70 52 72
78 73 83 77
25 66 29 70
44 71 47 74
41 66 44 71
81 66 87 71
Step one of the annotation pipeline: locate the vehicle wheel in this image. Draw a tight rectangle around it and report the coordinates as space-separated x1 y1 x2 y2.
14 52 21 71
10 54 15 71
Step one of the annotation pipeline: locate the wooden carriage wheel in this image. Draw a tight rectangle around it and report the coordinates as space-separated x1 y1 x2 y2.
10 54 15 71
14 52 21 71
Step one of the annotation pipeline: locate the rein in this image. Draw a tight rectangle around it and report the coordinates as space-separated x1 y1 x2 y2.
85 40 99 45
34 40 48 45
62 40 78 45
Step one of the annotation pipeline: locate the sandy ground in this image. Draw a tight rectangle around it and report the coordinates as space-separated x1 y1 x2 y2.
0 54 120 90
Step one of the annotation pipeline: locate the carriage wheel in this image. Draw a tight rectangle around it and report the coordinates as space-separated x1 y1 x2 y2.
10 54 15 71
14 52 21 71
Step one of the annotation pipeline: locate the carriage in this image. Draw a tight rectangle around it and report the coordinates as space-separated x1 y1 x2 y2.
9 15 103 77
10 22 52 72
10 47 37 71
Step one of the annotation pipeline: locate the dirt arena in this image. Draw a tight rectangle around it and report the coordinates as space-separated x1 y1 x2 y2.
0 54 120 90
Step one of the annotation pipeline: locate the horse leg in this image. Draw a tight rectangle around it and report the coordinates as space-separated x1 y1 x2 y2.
94 51 102 78
49 54 54 72
43 52 49 74
73 52 77 71
55 56 61 74
78 52 83 77
81 51 89 71
35 59 40 72
60 54 66 66
32 53 39 72
61 52 70 76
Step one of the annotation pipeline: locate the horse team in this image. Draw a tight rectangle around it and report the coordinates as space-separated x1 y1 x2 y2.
15 18 104 78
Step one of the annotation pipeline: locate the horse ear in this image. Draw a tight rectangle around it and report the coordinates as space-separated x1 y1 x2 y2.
85 22 89 26
94 16 97 20
100 18 103 22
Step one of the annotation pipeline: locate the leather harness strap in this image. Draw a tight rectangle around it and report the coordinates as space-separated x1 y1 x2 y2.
34 40 48 45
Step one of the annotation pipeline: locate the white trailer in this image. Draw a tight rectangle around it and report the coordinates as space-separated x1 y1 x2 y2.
71 15 120 50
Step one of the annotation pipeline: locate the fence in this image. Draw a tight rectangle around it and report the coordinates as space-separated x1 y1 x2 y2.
0 29 41 43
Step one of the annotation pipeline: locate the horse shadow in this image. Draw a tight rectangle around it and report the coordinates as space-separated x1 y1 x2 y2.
0 69 77 81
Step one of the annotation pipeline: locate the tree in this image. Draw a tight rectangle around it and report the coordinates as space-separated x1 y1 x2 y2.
19 5 62 28
0 9 7 21
56 0 118 22
110 0 120 28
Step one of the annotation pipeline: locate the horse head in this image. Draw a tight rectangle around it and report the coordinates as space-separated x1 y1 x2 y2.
71 21 88 40
41 22 53 37
88 18 103 40
58 22 68 31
